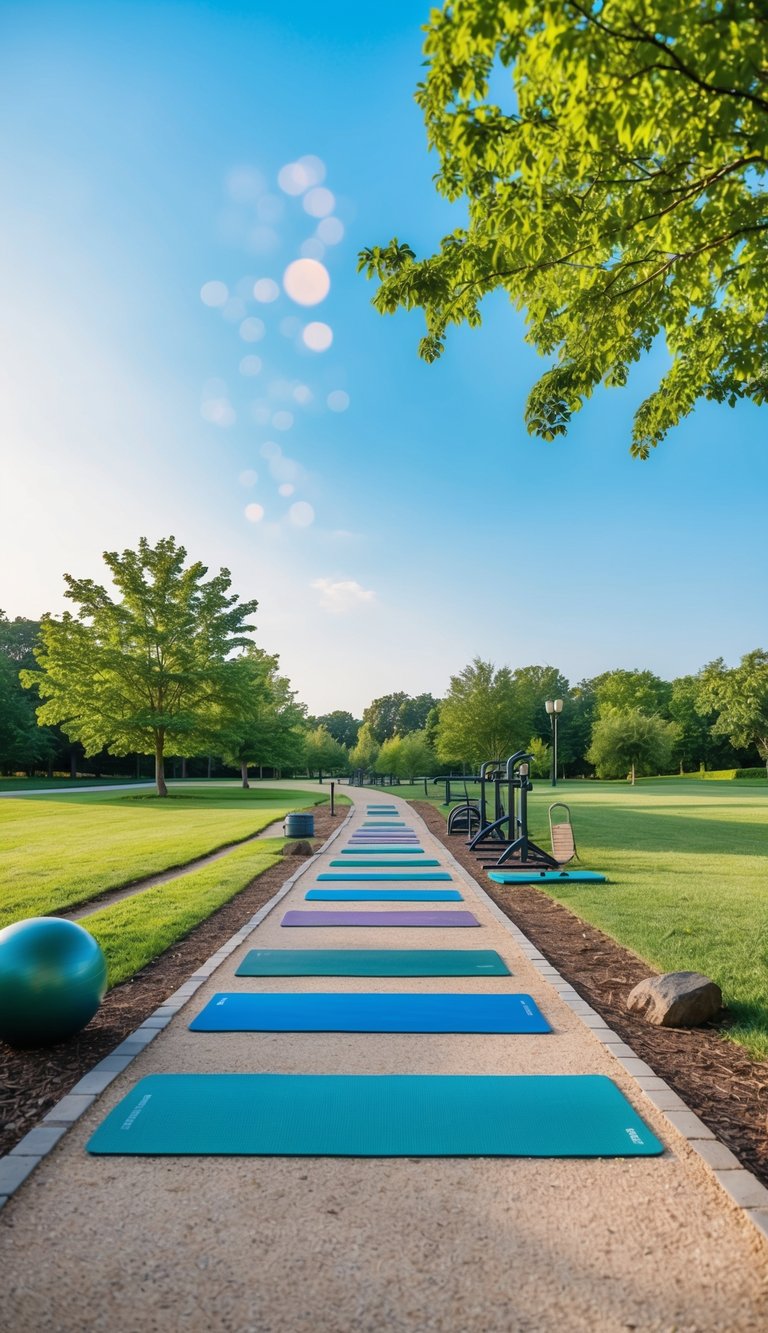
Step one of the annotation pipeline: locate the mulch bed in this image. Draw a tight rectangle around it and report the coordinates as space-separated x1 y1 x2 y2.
414 801 768 1189
0 804 344 1159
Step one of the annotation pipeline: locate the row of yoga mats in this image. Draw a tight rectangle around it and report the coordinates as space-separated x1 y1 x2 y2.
188 991 549 1032
87 1073 663 1157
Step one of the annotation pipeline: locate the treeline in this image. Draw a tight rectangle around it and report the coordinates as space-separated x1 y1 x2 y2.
3 541 767 792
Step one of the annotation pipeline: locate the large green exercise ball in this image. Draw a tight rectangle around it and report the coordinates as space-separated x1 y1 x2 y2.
0 917 108 1048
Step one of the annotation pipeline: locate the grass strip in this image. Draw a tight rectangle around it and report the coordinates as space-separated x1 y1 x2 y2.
84 837 285 988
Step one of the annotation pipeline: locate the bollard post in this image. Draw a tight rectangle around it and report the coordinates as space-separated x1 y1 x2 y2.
330 780 335 815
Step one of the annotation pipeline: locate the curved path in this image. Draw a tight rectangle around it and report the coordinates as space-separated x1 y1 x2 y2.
2 790 768 1331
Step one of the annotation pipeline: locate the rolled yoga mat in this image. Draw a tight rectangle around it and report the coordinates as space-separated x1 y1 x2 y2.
281 910 480 928
189 992 549 1033
87 1073 664 1157
234 949 512 977
305 890 463 902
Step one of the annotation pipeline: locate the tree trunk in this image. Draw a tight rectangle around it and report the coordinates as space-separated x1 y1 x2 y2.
207 755 212 779
630 761 636 786
241 759 250 790
181 757 187 780
69 749 77 780
155 736 168 797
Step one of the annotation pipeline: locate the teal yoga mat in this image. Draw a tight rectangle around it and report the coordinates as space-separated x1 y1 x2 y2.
87 1074 664 1157
189 992 549 1033
329 860 440 868
488 870 607 884
317 873 452 882
234 949 512 977
305 889 463 902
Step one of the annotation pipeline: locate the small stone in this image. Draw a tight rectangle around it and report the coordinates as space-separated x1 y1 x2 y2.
281 839 313 857
627 972 722 1027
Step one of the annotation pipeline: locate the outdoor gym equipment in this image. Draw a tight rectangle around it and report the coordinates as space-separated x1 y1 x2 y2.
549 802 577 865
467 752 560 870
0 916 107 1048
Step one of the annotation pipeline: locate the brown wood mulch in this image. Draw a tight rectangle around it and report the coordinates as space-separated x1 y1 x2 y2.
0 804 344 1159
413 801 768 1190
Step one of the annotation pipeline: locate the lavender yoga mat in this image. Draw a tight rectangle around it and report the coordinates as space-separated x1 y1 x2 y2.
282 910 480 928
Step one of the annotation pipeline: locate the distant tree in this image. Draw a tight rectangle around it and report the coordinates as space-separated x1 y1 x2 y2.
349 721 380 775
21 537 257 797
360 0 768 457
698 651 768 773
527 736 551 780
361 692 410 743
510 665 570 745
314 710 361 748
374 736 404 779
398 729 438 781
587 709 678 784
558 682 597 776
0 613 59 774
396 693 439 735
303 726 348 782
216 649 307 788
436 658 522 767
591 669 672 718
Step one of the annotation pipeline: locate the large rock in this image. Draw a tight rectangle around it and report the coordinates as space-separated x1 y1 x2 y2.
627 972 722 1027
281 839 314 858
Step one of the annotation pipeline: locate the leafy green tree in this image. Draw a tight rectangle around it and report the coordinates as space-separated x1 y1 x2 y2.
436 658 522 767
396 693 439 735
667 673 739 772
558 682 596 776
587 709 678 784
21 537 258 797
303 726 348 781
0 614 59 774
314 710 361 748
527 736 551 780
699 651 768 772
216 649 307 788
510 665 570 744
349 721 380 776
361 692 409 743
591 669 672 718
360 0 768 457
398 729 438 780
374 736 404 779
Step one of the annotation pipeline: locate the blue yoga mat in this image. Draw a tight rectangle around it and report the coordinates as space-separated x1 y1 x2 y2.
329 860 440 868
87 1074 664 1157
282 910 480 928
318 873 452 882
306 889 464 902
234 949 512 977
189 992 549 1033
488 870 607 884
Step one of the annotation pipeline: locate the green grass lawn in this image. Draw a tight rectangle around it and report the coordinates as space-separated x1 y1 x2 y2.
0 783 325 925
368 778 768 1060
84 836 285 987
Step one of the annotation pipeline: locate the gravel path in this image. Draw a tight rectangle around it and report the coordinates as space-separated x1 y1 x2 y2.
2 792 768 1332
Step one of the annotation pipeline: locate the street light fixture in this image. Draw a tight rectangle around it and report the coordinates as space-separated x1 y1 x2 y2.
545 698 563 787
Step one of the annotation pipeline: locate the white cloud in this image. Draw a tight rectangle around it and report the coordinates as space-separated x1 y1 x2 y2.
311 577 376 614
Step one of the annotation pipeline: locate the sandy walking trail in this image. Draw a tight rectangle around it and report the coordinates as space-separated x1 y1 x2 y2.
2 793 768 1332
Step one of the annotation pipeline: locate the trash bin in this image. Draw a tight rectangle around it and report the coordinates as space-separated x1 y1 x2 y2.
284 812 315 838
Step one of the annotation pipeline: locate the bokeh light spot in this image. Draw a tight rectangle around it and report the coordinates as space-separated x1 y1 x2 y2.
278 161 310 195
293 383 312 405
278 482 295 497
289 501 315 527
245 503 265 523
272 410 294 431
253 278 280 303
327 390 350 412
303 187 335 218
302 321 333 352
200 280 228 307
239 317 265 343
239 469 259 487
283 258 330 306
317 217 344 245
201 398 236 427
260 440 282 460
239 355 263 376
298 155 326 186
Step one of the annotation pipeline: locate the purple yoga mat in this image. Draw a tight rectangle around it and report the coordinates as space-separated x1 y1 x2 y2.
281 910 480 928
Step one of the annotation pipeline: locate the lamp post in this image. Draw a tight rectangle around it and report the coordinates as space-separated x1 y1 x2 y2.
545 698 563 787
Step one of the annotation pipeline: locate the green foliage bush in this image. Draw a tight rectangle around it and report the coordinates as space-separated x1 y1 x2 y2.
686 767 766 781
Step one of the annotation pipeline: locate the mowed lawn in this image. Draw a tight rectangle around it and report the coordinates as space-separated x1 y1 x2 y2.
0 784 324 925
378 778 768 1059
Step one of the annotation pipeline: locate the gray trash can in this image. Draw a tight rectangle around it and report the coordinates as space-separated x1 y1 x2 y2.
284 812 315 838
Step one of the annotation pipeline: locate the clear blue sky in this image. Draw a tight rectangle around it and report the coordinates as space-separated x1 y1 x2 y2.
1 1 765 715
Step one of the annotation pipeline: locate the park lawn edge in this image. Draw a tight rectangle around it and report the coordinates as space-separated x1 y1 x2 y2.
83 837 286 988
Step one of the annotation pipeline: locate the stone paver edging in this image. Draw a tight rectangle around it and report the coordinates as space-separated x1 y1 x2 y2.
0 804 355 1207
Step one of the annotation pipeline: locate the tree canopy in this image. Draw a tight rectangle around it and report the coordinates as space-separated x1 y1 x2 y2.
360 0 768 457
587 707 678 783
699 650 768 771
22 537 257 796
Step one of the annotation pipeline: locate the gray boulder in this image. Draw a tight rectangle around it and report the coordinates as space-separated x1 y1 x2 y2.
627 972 722 1027
281 838 314 858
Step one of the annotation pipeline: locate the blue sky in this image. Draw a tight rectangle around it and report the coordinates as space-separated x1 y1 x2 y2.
1 1 765 715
